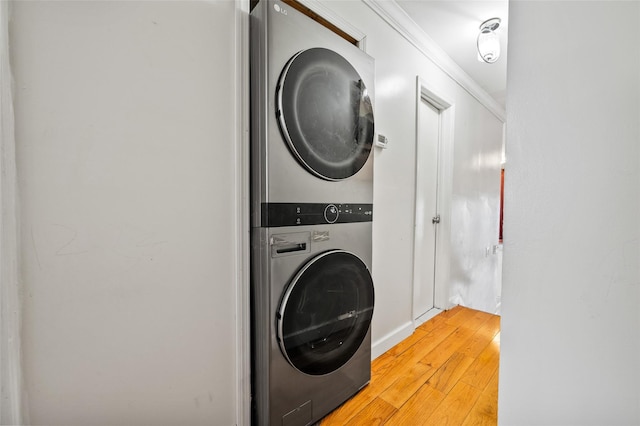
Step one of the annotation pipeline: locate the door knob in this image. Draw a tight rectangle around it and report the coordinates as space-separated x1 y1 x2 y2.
432 215 441 224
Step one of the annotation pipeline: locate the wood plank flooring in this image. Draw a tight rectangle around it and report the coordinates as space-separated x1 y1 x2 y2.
320 306 500 426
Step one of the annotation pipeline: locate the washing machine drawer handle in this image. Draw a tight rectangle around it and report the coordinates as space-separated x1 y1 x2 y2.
270 233 312 257
275 242 307 254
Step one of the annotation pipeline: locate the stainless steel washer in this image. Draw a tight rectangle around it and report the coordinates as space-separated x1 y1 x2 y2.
250 2 376 424
251 221 374 426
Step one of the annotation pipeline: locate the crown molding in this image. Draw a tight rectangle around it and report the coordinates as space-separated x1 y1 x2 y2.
363 0 506 122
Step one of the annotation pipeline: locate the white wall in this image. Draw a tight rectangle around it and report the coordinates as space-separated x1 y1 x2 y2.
499 1 640 424
11 2 243 424
8 0 504 423
1 1 24 423
318 1 504 355
448 97 504 314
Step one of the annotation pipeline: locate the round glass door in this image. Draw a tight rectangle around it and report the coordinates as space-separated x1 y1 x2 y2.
276 48 374 181
277 250 374 376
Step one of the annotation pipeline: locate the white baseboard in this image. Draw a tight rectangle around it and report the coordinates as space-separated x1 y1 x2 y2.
371 321 414 360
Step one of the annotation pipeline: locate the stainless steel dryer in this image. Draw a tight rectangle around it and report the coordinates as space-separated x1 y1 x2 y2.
250 0 375 229
252 220 374 426
250 1 376 424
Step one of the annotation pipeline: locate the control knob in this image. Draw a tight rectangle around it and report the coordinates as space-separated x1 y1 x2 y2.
324 204 339 224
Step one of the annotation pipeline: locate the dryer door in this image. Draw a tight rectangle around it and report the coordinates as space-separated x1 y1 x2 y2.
276 48 374 181
277 250 374 376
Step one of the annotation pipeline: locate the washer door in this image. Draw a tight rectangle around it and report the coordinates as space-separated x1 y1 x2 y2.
277 250 374 376
276 48 374 181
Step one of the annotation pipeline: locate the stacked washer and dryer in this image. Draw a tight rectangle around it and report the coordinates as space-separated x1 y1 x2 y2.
250 1 376 425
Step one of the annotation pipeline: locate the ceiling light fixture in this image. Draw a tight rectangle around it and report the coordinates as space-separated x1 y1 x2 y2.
477 18 501 64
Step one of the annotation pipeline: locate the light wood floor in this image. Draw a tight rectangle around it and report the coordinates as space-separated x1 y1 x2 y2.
320 305 500 425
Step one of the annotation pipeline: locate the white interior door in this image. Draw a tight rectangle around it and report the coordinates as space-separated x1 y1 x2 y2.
413 98 441 321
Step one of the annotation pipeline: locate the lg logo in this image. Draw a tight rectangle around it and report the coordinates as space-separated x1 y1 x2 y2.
273 3 287 15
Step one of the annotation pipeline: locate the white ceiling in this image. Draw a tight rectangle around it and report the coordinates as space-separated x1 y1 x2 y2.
395 0 508 108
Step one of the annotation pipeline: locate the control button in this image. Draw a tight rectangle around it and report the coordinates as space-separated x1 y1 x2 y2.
324 204 339 224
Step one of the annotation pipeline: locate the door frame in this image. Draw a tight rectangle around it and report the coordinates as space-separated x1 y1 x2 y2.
412 76 455 326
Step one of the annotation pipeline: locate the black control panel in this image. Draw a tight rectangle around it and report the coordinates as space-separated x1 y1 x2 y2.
261 203 373 227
